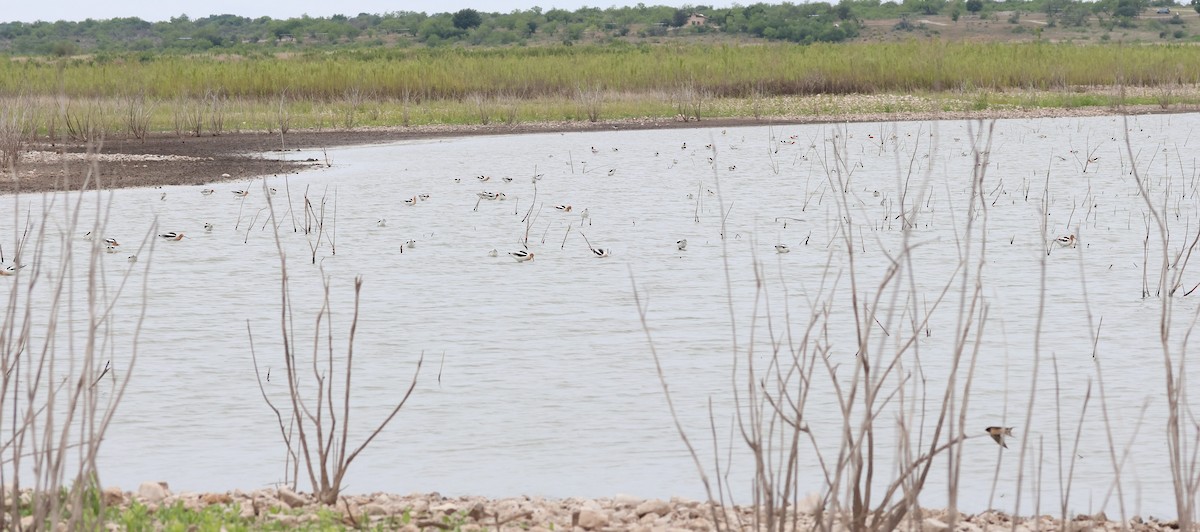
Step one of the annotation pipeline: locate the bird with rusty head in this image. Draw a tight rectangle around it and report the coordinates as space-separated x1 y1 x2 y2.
985 426 1014 448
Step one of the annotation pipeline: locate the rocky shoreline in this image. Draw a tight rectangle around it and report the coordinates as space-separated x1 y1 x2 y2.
24 482 1167 530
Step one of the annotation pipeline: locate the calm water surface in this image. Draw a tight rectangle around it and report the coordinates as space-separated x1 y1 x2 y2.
3 114 1200 518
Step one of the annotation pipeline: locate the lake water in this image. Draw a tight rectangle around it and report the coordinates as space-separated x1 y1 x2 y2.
3 113 1200 520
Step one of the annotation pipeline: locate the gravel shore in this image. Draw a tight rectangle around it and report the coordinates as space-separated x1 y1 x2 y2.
69 482 1178 531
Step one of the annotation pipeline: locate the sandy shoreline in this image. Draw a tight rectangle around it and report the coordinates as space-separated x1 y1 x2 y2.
2 103 1196 194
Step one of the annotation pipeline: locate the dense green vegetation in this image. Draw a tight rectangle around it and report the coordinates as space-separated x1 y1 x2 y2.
0 3 857 54
3 42 1196 101
0 40 1196 139
0 0 1191 55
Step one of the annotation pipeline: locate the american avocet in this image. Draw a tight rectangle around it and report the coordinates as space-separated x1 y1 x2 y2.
501 177 513 183
127 255 137 263
677 239 688 251
82 232 94 241
477 191 506 201
404 239 417 249
105 245 119 254
1054 234 1077 248
103 238 120 247
681 142 687 149
775 244 790 254
607 169 616 176
554 204 573 212
160 192 167 201
201 189 216 195
509 250 534 262
591 248 610 258
985 426 1014 448
0 263 25 276
270 188 278 195
404 197 417 205
204 223 214 232
477 175 491 182
488 249 498 257
591 147 599 154
158 232 185 241
377 219 387 227
419 194 431 200
454 178 462 183
232 190 249 197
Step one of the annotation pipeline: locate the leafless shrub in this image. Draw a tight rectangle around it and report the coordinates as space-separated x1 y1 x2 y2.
122 89 155 141
750 82 766 121
576 83 604 122
61 98 107 143
0 97 36 170
469 92 492 126
672 82 706 122
172 94 206 137
400 88 413 128
1 154 148 529
249 184 422 504
206 88 226 136
342 87 366 129
638 125 1029 531
1124 114 1200 528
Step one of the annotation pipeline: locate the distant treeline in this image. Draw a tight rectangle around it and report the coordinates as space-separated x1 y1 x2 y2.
0 4 856 55
0 0 1189 55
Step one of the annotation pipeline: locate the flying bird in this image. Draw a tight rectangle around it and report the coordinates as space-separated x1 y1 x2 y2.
985 426 1014 448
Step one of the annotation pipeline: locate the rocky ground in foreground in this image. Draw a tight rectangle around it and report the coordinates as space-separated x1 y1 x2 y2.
40 481 1178 531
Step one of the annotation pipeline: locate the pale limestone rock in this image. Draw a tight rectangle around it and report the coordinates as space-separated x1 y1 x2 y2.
408 498 430 513
102 487 124 507
432 502 458 514
576 508 609 529
202 493 232 505
636 499 672 518
361 503 388 516
496 498 522 515
923 517 950 531
276 487 306 508
467 501 487 520
137 481 169 503
614 493 642 507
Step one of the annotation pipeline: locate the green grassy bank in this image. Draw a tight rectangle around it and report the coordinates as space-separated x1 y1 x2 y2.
2 41 1199 137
